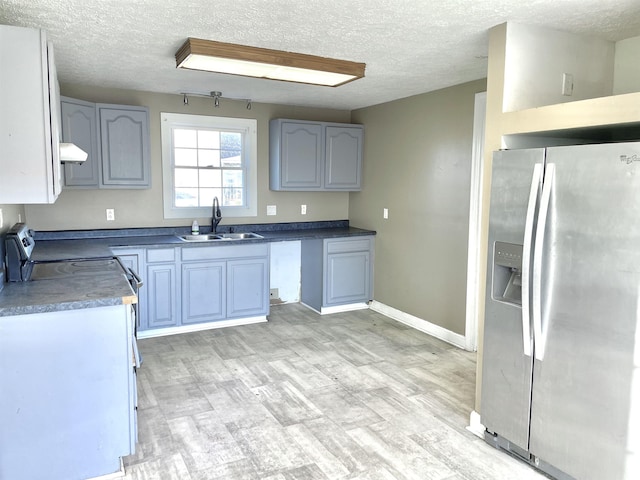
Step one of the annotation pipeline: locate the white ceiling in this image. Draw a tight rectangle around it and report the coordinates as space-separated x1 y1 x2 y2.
2 0 640 110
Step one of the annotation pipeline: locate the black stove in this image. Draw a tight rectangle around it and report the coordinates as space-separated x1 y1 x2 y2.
4 223 128 282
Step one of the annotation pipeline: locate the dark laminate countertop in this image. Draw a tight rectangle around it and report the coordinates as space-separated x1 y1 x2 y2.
0 221 375 317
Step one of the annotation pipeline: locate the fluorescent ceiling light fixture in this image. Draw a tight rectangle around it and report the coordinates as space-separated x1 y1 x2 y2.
176 38 365 87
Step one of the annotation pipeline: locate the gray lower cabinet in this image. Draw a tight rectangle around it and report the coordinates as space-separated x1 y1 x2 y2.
302 236 374 312
0 304 136 480
60 97 151 189
128 244 269 333
270 118 363 191
145 248 179 329
182 261 225 324
227 257 269 318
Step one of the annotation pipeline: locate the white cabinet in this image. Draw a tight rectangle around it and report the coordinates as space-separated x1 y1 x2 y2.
0 305 136 480
60 97 151 189
0 25 62 203
269 119 363 191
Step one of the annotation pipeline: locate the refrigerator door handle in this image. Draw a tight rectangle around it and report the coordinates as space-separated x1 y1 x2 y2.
532 162 555 361
521 163 542 357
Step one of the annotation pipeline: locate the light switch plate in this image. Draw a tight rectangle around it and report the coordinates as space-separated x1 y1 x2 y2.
383 208 389 219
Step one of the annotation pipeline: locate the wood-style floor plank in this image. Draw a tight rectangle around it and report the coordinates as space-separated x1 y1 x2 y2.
123 303 547 480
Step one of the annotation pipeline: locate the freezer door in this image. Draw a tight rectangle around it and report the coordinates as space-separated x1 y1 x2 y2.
529 142 640 480
481 148 544 450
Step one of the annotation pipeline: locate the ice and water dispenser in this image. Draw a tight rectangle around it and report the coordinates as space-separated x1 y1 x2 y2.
492 241 523 305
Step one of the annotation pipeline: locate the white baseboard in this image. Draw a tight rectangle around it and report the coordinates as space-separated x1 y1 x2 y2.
466 410 485 438
369 300 467 350
300 302 369 315
137 316 267 339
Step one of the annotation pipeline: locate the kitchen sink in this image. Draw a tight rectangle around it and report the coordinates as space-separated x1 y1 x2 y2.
178 232 263 242
216 233 263 240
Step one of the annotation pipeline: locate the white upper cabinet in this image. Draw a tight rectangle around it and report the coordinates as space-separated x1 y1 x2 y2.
269 118 364 191
0 25 62 204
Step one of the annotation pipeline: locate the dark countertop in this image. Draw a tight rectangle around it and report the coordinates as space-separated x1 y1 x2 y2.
0 221 375 317
0 271 137 317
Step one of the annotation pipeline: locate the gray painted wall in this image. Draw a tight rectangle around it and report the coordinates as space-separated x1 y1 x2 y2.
349 79 486 335
24 85 352 231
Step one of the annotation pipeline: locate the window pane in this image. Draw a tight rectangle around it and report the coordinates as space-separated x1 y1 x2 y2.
223 187 243 206
175 188 198 207
199 169 222 188
221 132 242 163
200 188 222 208
175 168 198 187
174 129 197 148
198 130 220 149
223 169 243 187
175 148 197 166
198 149 220 168
222 153 241 167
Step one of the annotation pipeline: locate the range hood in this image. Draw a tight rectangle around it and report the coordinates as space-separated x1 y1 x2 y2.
59 142 88 163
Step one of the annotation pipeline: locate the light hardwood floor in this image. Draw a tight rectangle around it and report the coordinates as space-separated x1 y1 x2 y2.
123 303 547 480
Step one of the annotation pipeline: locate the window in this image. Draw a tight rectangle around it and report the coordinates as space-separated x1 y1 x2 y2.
161 112 257 219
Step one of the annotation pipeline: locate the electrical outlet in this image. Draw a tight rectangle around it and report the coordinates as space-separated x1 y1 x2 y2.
106 208 115 221
267 205 277 216
383 208 389 219
301 204 307 215
270 288 279 298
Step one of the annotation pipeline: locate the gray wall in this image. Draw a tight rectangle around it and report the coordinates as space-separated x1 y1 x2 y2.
24 85 352 231
350 79 486 335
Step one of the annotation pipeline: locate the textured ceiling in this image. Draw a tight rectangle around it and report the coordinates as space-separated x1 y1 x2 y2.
1 0 640 110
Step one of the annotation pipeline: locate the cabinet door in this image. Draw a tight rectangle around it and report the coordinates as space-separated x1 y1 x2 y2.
0 26 60 204
280 121 323 189
325 251 371 306
146 264 178 329
325 126 363 190
61 97 99 187
182 261 226 324
99 105 150 188
227 258 269 318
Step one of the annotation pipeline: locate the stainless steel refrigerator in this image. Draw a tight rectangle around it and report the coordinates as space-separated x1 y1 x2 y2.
481 142 640 480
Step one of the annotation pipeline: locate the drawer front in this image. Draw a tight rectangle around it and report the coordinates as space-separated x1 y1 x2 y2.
146 248 175 263
181 243 268 262
325 237 372 254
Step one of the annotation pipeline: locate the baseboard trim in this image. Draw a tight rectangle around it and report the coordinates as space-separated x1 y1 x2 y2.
300 302 370 315
137 316 267 339
369 300 467 350
466 410 485 438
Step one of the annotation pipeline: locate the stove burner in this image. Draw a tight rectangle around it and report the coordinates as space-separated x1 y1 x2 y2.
31 258 125 281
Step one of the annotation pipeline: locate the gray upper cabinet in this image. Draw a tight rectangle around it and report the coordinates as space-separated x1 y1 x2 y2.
60 96 100 187
270 118 363 191
99 105 151 188
325 126 363 190
60 97 151 189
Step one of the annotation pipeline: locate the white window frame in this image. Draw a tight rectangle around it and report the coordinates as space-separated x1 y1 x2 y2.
161 112 257 219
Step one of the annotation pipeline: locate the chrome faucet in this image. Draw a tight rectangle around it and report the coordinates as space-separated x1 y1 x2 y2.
212 196 222 233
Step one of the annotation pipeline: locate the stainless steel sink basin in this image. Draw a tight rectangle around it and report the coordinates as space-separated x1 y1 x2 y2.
216 233 263 240
178 232 263 242
179 234 221 242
